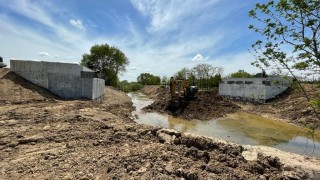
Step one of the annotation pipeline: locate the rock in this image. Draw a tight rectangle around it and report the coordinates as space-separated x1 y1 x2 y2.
137 167 147 173
63 174 73 180
157 129 180 144
206 165 223 174
186 172 198 180
186 147 199 159
158 132 175 144
258 175 266 180
165 162 174 174
113 132 128 139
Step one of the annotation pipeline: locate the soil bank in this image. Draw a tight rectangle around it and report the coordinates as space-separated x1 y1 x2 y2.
141 86 240 120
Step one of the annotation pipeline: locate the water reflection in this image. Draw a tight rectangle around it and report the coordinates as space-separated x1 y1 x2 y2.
128 92 320 157
168 116 198 132
218 113 320 146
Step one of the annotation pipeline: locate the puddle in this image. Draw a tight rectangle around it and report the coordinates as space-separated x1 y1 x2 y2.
128 92 320 157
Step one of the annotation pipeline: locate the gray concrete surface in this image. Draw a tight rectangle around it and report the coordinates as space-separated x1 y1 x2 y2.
10 60 105 100
219 76 292 102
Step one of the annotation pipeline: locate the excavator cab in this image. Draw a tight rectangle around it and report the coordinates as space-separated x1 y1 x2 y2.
171 78 198 99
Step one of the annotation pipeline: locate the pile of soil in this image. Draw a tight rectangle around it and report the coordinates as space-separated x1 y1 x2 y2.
0 68 58 104
142 86 240 120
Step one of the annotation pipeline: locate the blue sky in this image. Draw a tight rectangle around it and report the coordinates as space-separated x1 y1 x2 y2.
0 0 268 81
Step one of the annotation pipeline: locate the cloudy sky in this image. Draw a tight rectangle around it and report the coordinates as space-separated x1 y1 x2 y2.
0 0 268 81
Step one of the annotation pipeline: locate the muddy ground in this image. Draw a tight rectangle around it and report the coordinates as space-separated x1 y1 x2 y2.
0 69 319 179
141 86 240 120
141 85 320 130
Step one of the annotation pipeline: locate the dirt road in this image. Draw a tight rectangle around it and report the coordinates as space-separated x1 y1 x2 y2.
0 71 319 179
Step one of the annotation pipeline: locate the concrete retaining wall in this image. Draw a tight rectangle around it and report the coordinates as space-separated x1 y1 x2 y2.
219 76 292 102
10 60 105 100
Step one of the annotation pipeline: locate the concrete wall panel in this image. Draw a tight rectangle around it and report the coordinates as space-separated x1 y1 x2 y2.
219 77 290 102
10 60 105 100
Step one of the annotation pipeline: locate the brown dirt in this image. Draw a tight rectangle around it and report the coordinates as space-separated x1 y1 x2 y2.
141 86 240 120
0 68 59 104
0 72 318 179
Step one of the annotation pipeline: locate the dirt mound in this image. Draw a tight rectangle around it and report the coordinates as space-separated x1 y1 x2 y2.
140 85 161 99
0 68 58 104
142 86 240 120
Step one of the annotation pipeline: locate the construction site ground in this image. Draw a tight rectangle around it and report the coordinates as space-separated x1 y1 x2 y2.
141 85 320 129
1 69 320 179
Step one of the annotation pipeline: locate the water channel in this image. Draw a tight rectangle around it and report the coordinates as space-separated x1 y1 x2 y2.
128 92 320 158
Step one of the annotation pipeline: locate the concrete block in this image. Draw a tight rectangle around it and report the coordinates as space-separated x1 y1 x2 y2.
219 76 291 102
10 60 105 100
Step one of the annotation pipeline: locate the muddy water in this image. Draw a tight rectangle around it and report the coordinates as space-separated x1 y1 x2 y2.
128 92 320 157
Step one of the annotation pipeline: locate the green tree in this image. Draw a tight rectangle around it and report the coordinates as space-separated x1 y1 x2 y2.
81 43 129 87
137 73 160 85
249 0 320 131
230 70 252 78
209 74 222 88
173 64 223 89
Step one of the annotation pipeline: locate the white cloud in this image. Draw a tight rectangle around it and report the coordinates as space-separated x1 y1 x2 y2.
0 0 100 66
69 19 85 31
38 52 50 57
192 54 209 62
131 0 220 33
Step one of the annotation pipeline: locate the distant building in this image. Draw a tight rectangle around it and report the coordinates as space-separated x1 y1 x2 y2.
219 76 292 103
10 60 105 101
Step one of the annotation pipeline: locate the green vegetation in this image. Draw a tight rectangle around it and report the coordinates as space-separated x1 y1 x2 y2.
117 80 143 92
230 70 252 78
137 73 161 85
81 43 130 87
173 63 223 89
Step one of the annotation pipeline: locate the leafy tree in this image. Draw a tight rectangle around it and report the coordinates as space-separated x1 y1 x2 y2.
81 43 129 87
249 0 320 73
249 0 320 132
230 70 252 78
173 64 223 89
209 74 222 88
137 73 160 85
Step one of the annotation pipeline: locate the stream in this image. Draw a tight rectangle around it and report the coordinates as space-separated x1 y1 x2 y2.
128 92 320 158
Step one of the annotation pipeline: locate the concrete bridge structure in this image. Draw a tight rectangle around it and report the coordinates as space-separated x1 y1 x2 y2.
10 60 105 101
219 76 292 102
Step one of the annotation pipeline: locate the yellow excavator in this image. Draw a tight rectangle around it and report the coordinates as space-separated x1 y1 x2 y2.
167 77 198 115
169 77 198 99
